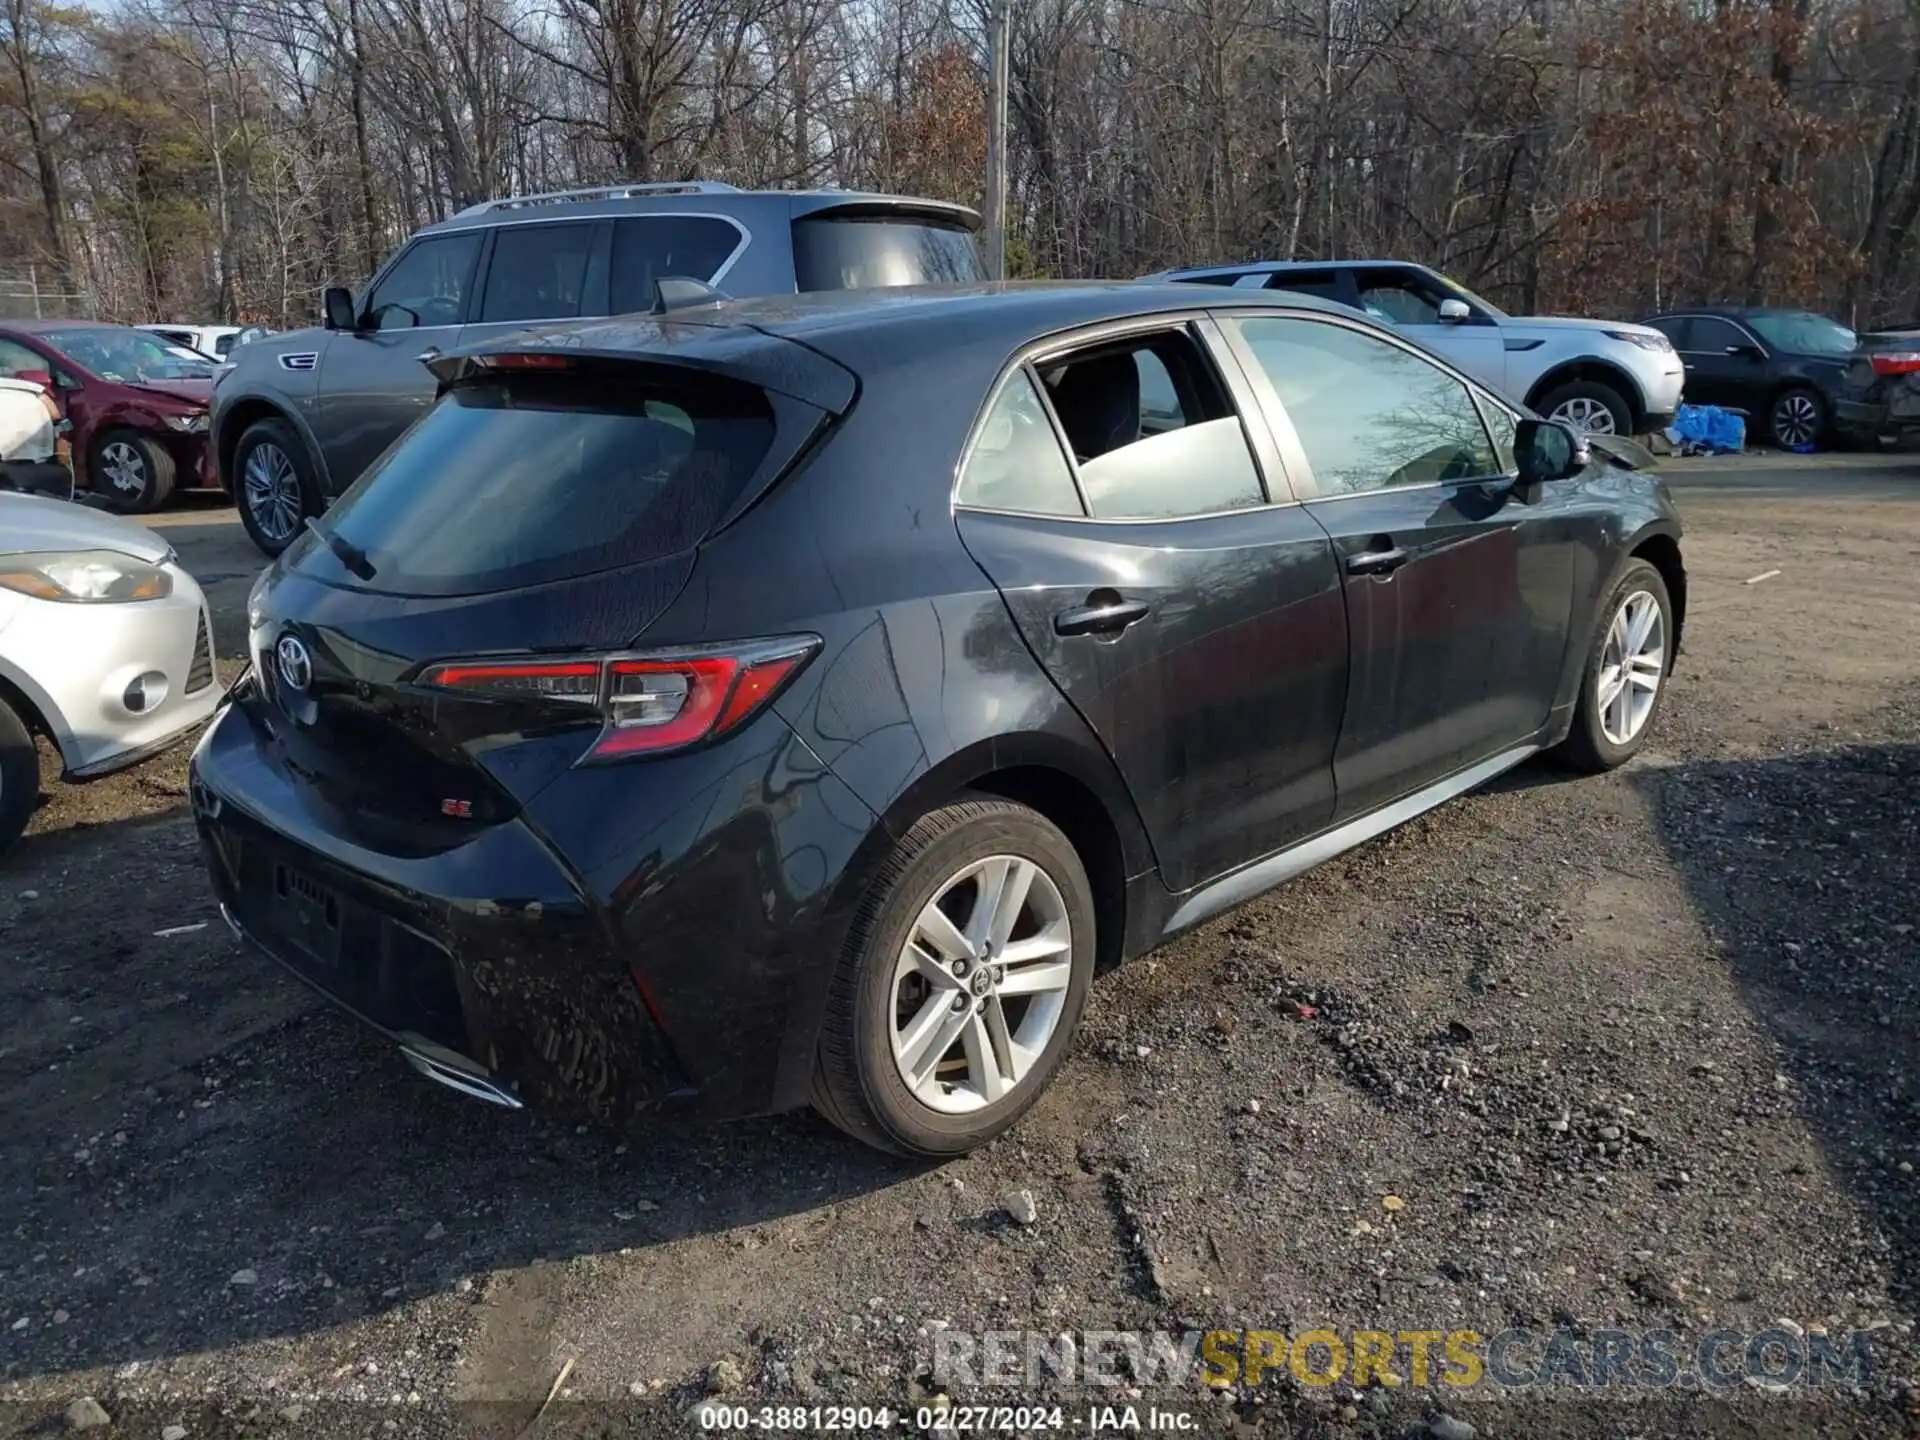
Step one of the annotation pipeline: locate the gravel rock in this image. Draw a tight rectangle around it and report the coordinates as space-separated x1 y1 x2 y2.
227 1268 258 1287
707 1358 745 1393
62 1398 110 1431
1004 1189 1038 1226
1428 1414 1475 1440
163 1426 188 1440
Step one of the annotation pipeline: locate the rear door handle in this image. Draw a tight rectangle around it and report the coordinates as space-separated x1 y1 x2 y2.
1054 598 1150 637
1346 547 1409 577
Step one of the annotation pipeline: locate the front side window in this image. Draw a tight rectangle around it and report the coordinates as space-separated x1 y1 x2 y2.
1231 316 1500 496
956 370 1083 516
1038 331 1264 520
479 223 596 324
363 233 482 331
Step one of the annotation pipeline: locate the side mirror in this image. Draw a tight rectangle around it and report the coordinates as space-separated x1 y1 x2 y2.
1438 297 1471 323
1512 418 1586 501
322 286 359 331
15 368 51 389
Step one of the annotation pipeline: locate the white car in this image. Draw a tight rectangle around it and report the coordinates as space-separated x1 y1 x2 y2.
1152 259 1687 437
138 324 253 361
0 494 220 852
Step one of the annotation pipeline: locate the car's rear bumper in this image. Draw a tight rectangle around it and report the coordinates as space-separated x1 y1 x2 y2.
1835 388 1920 436
188 690 882 1125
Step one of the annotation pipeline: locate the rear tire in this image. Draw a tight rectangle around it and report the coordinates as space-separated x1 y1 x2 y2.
0 698 39 857
233 417 321 557
1538 379 1633 438
1557 558 1674 773
89 428 174 513
812 798 1095 1156
1768 386 1825 451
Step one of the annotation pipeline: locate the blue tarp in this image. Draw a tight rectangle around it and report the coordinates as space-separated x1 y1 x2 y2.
1666 404 1746 455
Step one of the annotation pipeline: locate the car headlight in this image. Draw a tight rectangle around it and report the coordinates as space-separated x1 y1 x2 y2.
246 565 271 628
0 549 175 603
162 412 210 434
1605 329 1673 354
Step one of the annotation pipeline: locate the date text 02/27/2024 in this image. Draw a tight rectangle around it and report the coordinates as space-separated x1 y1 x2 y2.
694 1404 1197 1431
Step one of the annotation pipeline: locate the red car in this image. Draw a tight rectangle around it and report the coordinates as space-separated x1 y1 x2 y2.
0 321 216 513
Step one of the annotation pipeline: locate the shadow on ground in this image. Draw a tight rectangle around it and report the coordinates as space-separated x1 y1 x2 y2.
1 811 916 1387
1637 738 1919 1316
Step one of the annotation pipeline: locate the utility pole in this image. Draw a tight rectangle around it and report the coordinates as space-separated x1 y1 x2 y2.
984 0 1010 280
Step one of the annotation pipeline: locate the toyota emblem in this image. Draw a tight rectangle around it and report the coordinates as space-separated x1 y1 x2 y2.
275 634 313 693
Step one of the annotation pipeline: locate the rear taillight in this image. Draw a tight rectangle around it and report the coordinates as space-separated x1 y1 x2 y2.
418 638 818 761
1869 351 1920 376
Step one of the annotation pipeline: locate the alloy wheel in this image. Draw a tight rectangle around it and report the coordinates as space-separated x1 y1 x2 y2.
1549 397 1618 436
1773 393 1820 449
889 854 1074 1114
1597 589 1665 746
243 442 303 544
100 441 148 499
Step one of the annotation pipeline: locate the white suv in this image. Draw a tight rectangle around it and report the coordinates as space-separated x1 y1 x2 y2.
1153 260 1685 437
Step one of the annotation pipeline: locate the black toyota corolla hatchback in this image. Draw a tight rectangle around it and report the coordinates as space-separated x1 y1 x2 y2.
192 283 1686 1156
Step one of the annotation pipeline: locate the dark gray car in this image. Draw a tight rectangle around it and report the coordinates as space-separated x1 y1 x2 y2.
213 181 983 555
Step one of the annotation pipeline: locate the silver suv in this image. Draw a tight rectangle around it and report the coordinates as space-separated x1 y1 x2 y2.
1152 260 1685 441
213 182 983 555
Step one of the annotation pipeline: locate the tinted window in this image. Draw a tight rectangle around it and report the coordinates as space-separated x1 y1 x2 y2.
956 370 1083 516
792 216 984 291
479 224 596 324
609 216 742 314
214 334 236 357
1232 316 1499 496
363 233 482 330
302 372 775 597
1040 333 1264 519
1647 316 1692 349
1686 317 1750 352
1264 269 1348 304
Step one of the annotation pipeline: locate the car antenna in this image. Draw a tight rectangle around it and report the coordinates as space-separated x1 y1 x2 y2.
650 277 730 314
305 515 376 582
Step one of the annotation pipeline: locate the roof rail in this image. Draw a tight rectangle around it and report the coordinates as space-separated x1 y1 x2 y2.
455 180 741 218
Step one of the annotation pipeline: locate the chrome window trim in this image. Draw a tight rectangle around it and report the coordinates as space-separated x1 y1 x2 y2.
950 310 1304 524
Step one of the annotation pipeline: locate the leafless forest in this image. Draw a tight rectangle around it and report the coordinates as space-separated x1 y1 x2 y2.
1 0 1917 328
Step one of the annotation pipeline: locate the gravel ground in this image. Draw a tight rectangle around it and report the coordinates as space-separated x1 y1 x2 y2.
2 462 1917 1439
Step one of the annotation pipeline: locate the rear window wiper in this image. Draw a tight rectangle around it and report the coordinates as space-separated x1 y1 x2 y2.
305 515 377 581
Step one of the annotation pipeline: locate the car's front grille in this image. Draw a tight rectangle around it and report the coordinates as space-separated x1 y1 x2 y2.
186 610 215 693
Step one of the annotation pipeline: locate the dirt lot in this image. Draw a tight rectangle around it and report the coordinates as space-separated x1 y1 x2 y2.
3 460 1918 1439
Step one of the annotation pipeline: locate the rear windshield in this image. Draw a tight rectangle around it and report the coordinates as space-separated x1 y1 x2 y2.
792 215 984 291
294 371 775 596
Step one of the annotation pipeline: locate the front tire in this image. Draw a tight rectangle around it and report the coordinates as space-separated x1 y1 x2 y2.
233 418 320 557
1538 379 1633 438
0 697 39 856
89 428 174 513
812 798 1096 1156
1557 558 1674 772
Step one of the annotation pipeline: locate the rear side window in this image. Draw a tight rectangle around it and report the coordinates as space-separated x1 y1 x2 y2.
1264 269 1349 304
609 216 742 314
957 370 1083 516
792 216 984 291
479 223 597 323
302 372 775 596
1039 331 1265 520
